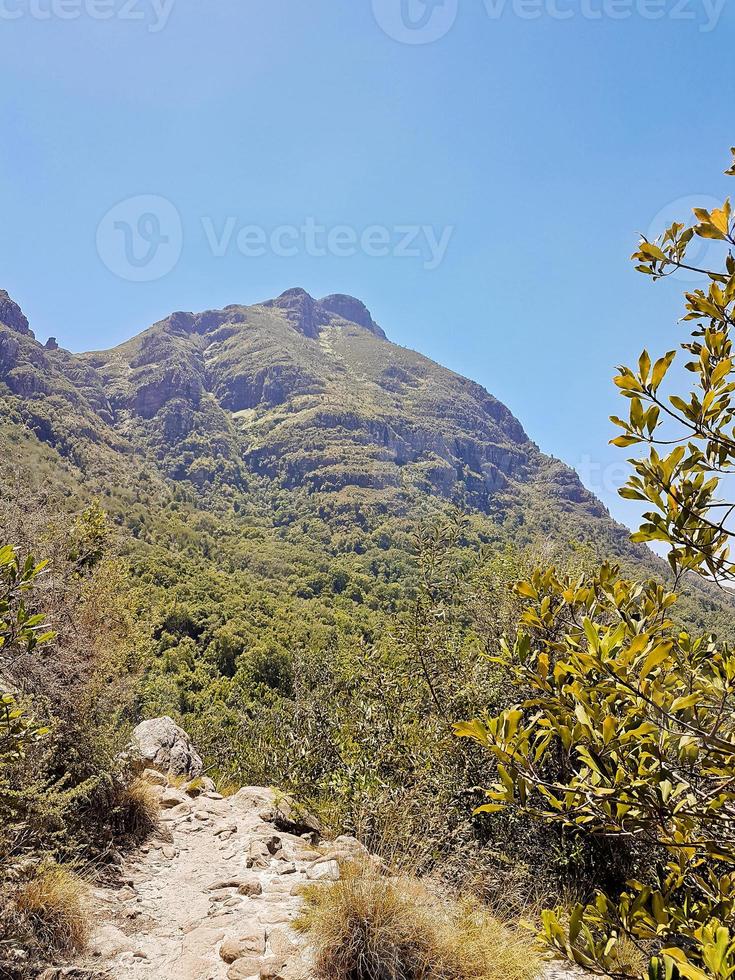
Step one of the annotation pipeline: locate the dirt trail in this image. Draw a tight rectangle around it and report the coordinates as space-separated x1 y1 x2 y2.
68 782 586 980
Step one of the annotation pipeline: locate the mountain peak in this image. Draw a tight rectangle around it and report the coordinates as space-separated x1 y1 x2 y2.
261 288 386 340
319 294 386 339
262 287 323 338
0 289 34 338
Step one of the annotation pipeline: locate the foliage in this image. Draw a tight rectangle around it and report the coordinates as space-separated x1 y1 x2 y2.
0 545 54 812
13 863 90 954
613 147 735 585
457 149 735 979
457 563 735 977
0 494 145 970
108 777 160 842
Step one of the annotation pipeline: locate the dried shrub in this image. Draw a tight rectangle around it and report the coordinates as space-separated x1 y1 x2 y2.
296 859 538 980
111 777 160 842
14 864 89 954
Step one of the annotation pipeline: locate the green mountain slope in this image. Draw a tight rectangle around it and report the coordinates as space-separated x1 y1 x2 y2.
1 284 733 734
74 286 612 536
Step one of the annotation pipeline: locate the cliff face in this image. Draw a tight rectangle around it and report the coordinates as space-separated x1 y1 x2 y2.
0 285 608 525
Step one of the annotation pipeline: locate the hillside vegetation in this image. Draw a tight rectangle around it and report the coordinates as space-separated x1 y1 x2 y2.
2 160 735 980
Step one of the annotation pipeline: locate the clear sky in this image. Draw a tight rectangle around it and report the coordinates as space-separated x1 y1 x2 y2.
1 0 733 527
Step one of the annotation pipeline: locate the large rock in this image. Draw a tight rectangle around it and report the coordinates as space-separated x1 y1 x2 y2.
129 717 203 778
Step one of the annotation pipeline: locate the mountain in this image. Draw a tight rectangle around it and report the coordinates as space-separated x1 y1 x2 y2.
1 284 732 700
0 286 612 537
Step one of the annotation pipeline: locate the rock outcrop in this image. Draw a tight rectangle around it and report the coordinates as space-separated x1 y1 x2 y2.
129 717 204 779
0 289 34 337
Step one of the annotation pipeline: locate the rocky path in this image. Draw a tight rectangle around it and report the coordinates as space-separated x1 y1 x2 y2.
76 782 334 980
68 777 588 980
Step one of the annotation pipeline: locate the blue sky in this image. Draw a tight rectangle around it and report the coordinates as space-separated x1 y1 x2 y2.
0 0 733 526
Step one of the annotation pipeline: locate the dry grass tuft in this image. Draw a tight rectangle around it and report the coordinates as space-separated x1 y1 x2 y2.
14 865 90 954
215 778 241 798
167 773 189 789
296 860 539 980
113 776 160 841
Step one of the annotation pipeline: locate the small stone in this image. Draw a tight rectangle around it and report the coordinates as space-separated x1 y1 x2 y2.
220 928 266 963
237 877 263 897
90 924 134 958
117 886 137 901
247 839 270 868
277 862 296 875
160 802 191 821
209 878 244 891
159 789 187 808
162 845 177 859
306 859 339 881
259 955 287 979
227 957 263 980
267 928 299 958
214 819 238 837
141 768 168 786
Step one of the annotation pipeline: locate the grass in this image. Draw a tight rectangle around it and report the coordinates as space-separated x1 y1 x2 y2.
14 865 90 954
112 776 160 841
295 859 540 980
214 777 241 798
